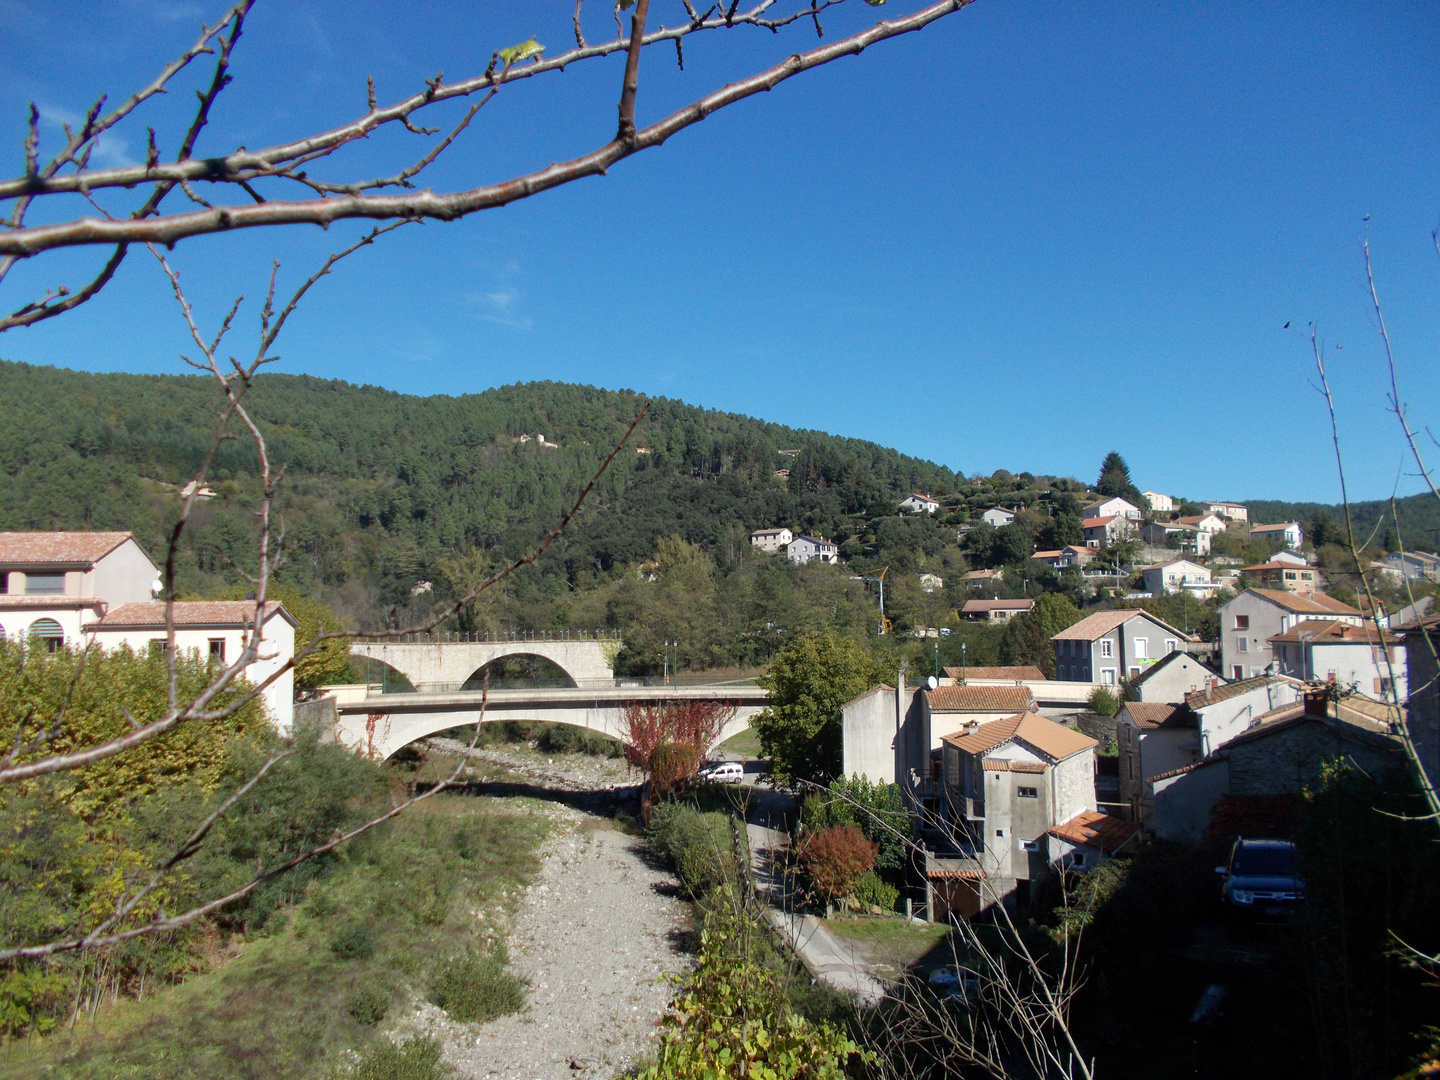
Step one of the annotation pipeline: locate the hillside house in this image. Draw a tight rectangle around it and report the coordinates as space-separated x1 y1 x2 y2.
964 568 1004 588
1116 701 1199 825
1082 516 1132 548
1140 559 1212 596
919 573 944 592
1031 545 1094 571
981 507 1016 528
1128 651 1221 702
1051 609 1194 685
85 600 297 731
1139 521 1211 556
786 535 838 566
1142 492 1174 512
1269 620 1407 700
1203 502 1249 524
840 683 902 784
1240 561 1321 595
1183 675 1304 757
960 599 1034 623
929 713 1123 918
750 527 794 553
1250 522 1304 549
1382 551 1440 582
0 531 159 648
922 684 1037 749
1177 513 1228 535
900 494 940 514
1083 497 1143 521
1219 588 1362 680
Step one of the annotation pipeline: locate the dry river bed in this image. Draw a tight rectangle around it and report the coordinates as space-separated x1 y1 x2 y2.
407 743 690 1078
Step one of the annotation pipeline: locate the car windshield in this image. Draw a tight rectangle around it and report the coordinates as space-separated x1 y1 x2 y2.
1232 845 1294 877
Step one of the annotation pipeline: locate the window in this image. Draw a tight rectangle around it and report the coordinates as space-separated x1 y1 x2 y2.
0 571 7 594
1236 637 1248 653
1232 666 1244 680
1165 639 1177 654
1017 786 1038 798
995 829 1004 838
1072 852 1086 867
1021 839 1041 853
1101 668 1116 685
25 573 64 595
208 638 226 662
1284 571 1297 581
1235 615 1250 630
27 618 64 652
1134 638 1148 659
1100 639 1113 658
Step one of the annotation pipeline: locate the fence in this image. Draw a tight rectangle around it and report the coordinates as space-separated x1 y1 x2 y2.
364 629 623 643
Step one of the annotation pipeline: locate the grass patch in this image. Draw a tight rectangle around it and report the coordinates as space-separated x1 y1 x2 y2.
715 725 762 758
824 917 952 974
335 1035 449 1080
429 944 526 1023
3 795 547 1080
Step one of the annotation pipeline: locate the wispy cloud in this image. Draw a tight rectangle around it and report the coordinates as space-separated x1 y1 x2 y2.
467 286 533 329
38 104 137 169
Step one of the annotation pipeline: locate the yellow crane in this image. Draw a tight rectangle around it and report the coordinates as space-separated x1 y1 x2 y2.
859 566 891 635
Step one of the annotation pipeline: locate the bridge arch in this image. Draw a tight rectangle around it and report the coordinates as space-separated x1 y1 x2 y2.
461 653 577 691
350 637 617 693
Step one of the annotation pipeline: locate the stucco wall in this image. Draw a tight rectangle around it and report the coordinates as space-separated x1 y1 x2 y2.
1193 680 1300 756
1050 750 1098 825
90 539 160 605
1226 723 1401 797
1132 654 1214 702
842 687 899 784
1153 760 1229 843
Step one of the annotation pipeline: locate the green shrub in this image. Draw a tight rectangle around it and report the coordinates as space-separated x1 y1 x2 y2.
803 776 909 871
1088 687 1120 717
347 980 391 1025
534 723 623 757
339 1036 450 1080
330 924 376 960
430 945 526 1023
852 871 900 912
648 802 741 897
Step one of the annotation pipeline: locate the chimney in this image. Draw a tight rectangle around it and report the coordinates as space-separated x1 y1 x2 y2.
1303 689 1329 718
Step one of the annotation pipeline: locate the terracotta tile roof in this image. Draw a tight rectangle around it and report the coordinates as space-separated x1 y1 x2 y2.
0 531 137 566
89 600 295 629
961 599 1034 613
1250 522 1300 533
0 596 107 609
926 685 1035 713
1243 588 1360 617
1268 619 1400 645
1081 516 1116 528
1183 675 1282 709
983 760 1048 773
928 868 985 879
1052 608 1194 642
943 666 1047 682
1048 810 1141 854
1119 701 1196 730
943 711 1096 761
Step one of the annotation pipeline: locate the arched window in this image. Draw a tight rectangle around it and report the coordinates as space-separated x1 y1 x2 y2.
27 618 64 652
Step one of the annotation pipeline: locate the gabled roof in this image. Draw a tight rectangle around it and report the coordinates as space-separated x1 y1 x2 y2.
88 600 296 629
1129 649 1210 687
1052 608 1194 643
0 531 138 567
1183 674 1287 709
790 535 833 546
1241 562 1307 572
1251 522 1300 533
926 685 1035 713
1176 514 1221 526
943 711 1096 761
1048 810 1141 854
961 599 1034 613
840 684 894 711
1143 559 1208 572
1241 588 1360 617
943 666 1046 682
1268 619 1400 645
1081 516 1117 528
1118 701 1197 730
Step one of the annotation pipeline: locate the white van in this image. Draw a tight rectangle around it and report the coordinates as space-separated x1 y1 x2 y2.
701 760 744 784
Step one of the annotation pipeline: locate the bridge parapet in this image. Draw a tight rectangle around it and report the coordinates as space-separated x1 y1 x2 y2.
352 635 622 691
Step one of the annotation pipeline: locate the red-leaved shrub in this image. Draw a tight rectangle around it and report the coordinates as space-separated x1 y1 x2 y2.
797 823 879 903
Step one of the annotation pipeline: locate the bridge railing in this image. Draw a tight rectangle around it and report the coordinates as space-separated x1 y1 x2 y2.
358 629 623 644
364 673 761 699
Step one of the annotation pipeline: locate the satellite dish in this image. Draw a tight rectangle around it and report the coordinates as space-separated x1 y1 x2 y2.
150 579 164 598
926 675 939 691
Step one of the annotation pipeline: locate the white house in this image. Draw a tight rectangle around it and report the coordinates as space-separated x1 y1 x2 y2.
750 527 794 554
900 494 940 515
1139 521 1211 556
85 601 297 731
1272 549 1308 567
1218 587 1362 680
1082 515 1132 548
786 535 839 566
919 573 944 592
1142 492 1174 513
1203 502 1249 524
1382 551 1440 582
1031 546 1095 571
1269 619 1407 700
1083 497 1143 521
0 531 159 649
960 599 1034 623
1176 513 1228 535
981 507 1016 528
1128 651 1222 703
1140 559 1212 597
1250 522 1304 549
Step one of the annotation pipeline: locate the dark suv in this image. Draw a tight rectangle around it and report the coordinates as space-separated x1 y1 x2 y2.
1217 838 1304 921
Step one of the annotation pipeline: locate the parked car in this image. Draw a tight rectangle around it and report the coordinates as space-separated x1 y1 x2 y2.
1216 838 1304 921
927 965 981 1007
699 760 744 784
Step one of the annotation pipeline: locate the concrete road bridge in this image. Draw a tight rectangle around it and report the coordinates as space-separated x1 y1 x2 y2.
351 632 620 690
332 682 767 762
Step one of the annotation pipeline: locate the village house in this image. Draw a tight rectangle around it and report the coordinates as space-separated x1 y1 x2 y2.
86 601 297 731
899 494 940 514
1218 587 1362 680
1203 502 1249 524
1151 691 1404 844
919 573 944 593
963 568 1004 588
960 598 1034 623
1269 620 1407 700
0 531 159 648
1128 651 1222 703
981 507 1016 528
1051 609 1194 685
922 684 1037 750
1249 522 1304 549
1177 512 1229 535
926 712 1131 919
840 683 907 785
943 665 1046 685
1381 551 1440 582
1031 545 1094 571
749 527 794 554
1082 515 1132 548
1183 674 1304 757
1142 492 1174 513
1240 560 1322 595
1139 559 1212 597
1139 520 1211 556
1083 496 1143 521
786 535 838 565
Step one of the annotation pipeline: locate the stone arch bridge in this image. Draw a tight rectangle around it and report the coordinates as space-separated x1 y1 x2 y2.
351 632 619 690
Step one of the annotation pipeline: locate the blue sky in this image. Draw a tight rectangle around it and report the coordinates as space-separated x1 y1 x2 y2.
1 0 1437 503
